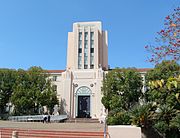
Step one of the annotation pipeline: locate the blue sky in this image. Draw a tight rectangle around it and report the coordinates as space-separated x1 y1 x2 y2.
0 0 179 70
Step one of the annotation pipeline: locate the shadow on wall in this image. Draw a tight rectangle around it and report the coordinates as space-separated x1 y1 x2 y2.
59 98 67 115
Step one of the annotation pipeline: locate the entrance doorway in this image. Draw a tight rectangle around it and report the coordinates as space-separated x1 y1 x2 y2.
77 96 90 118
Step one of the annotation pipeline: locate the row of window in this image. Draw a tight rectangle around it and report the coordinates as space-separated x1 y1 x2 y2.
84 32 88 69
78 32 94 41
78 32 94 69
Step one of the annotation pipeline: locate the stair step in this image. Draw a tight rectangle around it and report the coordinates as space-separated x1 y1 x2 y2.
0 128 105 138
65 118 99 123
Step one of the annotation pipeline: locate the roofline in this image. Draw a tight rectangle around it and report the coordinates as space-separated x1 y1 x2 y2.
46 70 65 74
108 68 152 72
46 68 152 73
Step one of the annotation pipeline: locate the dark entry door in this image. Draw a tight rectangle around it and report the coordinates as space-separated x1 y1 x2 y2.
78 96 90 118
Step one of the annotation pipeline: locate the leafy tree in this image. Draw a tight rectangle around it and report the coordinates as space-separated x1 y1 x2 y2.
170 113 180 130
145 61 180 137
130 103 154 128
107 108 131 125
145 7 180 63
0 69 17 114
145 61 180 103
101 68 143 124
146 60 179 81
11 67 58 115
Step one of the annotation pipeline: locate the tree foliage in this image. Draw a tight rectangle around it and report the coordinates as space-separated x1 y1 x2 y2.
0 69 17 114
11 67 58 115
145 61 180 137
0 66 58 116
102 61 180 137
145 7 180 63
101 68 143 125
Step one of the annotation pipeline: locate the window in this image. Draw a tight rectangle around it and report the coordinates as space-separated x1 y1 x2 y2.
78 55 82 69
84 32 88 69
84 40 88 48
90 48 94 53
52 76 57 81
52 85 57 93
90 40 94 48
84 48 88 54
84 65 88 69
84 56 88 65
78 32 83 69
90 32 94 48
79 40 82 48
90 48 94 69
78 63 82 69
90 32 94 40
85 32 88 40
90 65 94 69
90 56 94 65
78 48 82 53
79 32 82 40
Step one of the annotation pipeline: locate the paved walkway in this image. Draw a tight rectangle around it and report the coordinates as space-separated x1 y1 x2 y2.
0 121 104 132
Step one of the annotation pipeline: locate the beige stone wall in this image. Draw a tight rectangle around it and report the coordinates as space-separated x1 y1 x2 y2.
71 69 105 118
66 32 74 70
108 125 141 138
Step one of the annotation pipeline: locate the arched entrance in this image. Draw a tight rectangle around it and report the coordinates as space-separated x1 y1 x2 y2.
75 86 92 118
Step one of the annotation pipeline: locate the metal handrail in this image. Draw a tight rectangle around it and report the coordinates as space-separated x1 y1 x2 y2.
8 115 67 122
104 116 107 138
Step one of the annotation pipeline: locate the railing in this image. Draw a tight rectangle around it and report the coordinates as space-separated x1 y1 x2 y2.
104 116 107 138
8 115 67 122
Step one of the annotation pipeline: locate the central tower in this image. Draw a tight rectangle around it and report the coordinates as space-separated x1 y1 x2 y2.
67 21 108 70
62 21 108 119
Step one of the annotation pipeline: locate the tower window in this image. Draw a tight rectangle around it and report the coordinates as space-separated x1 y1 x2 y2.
90 65 94 69
78 57 82 69
90 48 94 53
84 32 88 69
84 65 88 69
90 32 94 40
78 32 83 69
78 48 82 53
90 33 94 69
79 40 82 48
79 32 82 40
85 32 88 40
90 32 94 49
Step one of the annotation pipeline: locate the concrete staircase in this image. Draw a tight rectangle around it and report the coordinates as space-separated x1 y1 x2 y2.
0 128 105 138
65 118 100 123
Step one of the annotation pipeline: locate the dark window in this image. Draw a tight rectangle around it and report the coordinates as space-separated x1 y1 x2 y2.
78 48 82 53
90 48 94 53
79 32 82 40
52 76 57 81
84 65 88 69
90 65 94 69
52 85 57 93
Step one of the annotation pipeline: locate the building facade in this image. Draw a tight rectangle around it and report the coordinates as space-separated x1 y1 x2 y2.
49 22 108 119
48 21 150 119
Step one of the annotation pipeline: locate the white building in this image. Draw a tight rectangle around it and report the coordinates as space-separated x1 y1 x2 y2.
47 21 150 119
